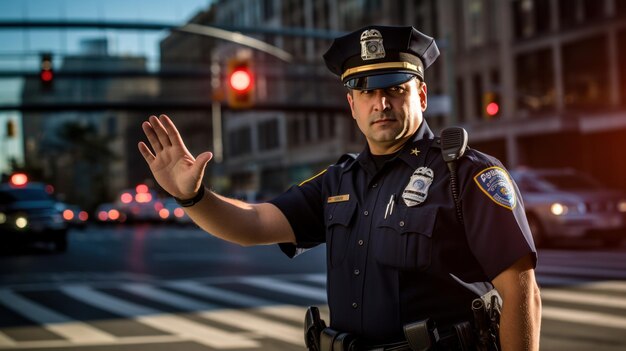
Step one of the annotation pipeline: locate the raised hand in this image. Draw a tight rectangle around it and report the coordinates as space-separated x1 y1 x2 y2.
138 114 213 199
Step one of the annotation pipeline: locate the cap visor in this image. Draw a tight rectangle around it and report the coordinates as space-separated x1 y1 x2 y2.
344 72 417 90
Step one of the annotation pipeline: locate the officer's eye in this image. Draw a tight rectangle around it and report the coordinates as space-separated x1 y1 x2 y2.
387 86 406 94
359 90 371 95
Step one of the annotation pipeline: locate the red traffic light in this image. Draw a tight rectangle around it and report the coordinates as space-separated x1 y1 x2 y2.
229 68 253 92
486 102 500 117
40 70 54 82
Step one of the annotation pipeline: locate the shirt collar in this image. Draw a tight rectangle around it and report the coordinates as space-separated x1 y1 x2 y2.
351 119 436 173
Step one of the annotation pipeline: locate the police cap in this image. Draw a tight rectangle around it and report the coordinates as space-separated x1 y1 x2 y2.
323 25 439 90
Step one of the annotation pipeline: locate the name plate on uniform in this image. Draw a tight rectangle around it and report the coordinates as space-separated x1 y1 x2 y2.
327 194 350 203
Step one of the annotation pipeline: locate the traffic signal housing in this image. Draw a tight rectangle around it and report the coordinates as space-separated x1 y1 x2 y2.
40 53 54 91
483 91 500 119
227 58 254 108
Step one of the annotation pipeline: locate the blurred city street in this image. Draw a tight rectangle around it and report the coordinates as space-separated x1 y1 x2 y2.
0 224 625 350
3 0 626 350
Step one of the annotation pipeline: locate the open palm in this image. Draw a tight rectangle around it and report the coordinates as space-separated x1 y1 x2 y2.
138 114 212 199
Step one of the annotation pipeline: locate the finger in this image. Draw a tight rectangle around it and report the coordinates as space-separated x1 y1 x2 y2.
142 120 163 152
149 115 172 148
159 114 186 147
194 151 213 178
138 142 156 163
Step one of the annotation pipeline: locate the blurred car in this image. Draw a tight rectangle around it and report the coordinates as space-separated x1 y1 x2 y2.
56 202 89 229
0 180 68 252
511 168 626 247
115 184 162 223
94 202 127 224
161 197 193 225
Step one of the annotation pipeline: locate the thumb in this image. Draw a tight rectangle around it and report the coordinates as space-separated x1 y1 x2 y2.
194 151 213 176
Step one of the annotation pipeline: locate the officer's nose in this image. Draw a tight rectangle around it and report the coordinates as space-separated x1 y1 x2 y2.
372 90 391 112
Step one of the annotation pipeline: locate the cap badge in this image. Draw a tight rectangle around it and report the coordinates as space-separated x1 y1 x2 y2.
402 167 434 207
360 29 385 61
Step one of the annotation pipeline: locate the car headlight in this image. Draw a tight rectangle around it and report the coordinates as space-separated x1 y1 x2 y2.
550 202 586 216
0 212 6 224
550 203 567 216
15 216 28 229
618 200 626 213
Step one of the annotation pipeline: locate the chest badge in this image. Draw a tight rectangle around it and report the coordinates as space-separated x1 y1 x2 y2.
402 167 434 207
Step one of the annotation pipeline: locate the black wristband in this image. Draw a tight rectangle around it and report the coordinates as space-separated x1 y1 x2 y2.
174 186 206 207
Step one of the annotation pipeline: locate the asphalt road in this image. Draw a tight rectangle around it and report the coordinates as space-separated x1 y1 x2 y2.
0 224 625 350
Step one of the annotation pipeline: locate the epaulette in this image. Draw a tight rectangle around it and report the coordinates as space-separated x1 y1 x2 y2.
335 153 359 166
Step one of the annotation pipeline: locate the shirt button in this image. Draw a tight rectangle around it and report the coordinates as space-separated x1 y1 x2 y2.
328 214 333 220
352 302 358 309
358 239 364 246
354 269 360 275
399 221 405 227
363 210 369 216
372 183 378 188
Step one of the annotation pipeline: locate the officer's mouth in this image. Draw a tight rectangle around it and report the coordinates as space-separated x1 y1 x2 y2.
371 118 397 126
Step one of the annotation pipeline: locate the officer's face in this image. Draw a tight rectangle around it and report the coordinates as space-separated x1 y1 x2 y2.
347 78 427 155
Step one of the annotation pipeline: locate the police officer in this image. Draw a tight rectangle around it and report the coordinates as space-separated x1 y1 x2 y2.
139 25 541 351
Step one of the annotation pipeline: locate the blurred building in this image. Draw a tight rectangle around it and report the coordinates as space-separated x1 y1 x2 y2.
20 38 158 209
160 0 626 194
447 0 626 190
161 0 448 196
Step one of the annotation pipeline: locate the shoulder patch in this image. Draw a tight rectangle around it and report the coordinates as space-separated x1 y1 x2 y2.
473 166 516 210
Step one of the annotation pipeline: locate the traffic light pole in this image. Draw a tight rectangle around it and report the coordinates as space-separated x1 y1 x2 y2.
212 101 223 163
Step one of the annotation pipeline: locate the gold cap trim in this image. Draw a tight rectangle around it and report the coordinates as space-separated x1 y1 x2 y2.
341 62 421 81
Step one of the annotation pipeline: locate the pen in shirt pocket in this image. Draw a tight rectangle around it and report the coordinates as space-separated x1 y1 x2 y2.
384 194 395 219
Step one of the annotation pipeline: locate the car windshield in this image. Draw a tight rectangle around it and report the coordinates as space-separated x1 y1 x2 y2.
539 174 602 191
0 189 53 203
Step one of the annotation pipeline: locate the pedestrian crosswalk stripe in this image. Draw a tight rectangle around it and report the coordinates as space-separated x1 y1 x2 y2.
541 288 626 309
240 276 327 301
200 309 304 345
0 335 183 349
537 265 626 280
542 306 626 330
60 285 259 349
166 280 277 308
0 332 16 347
254 305 308 323
0 289 116 343
123 284 303 345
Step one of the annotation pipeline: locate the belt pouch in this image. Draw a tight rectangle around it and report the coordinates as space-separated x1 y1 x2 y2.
403 319 435 351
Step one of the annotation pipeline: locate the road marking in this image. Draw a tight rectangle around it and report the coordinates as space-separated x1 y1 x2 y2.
255 305 308 323
60 285 258 349
0 332 15 347
166 280 278 308
302 273 327 284
0 335 182 349
0 289 116 343
200 309 304 345
542 306 626 329
537 265 626 280
124 283 303 345
240 276 327 301
541 288 626 309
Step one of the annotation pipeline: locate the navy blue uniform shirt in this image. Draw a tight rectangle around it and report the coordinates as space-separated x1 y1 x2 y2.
270 121 537 343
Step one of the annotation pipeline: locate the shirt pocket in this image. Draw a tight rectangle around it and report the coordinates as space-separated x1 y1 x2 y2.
325 200 357 268
374 207 437 271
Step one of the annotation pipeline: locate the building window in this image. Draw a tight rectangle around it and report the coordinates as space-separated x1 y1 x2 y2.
558 0 605 28
228 127 252 157
618 29 626 105
466 0 485 47
258 119 280 151
472 73 483 118
515 48 555 112
512 0 551 40
562 35 609 110
455 77 466 123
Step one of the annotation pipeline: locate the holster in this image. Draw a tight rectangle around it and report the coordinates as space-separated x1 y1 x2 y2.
320 328 357 351
304 306 327 351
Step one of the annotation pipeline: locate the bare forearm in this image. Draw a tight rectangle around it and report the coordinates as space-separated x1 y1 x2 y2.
498 271 542 350
183 187 295 246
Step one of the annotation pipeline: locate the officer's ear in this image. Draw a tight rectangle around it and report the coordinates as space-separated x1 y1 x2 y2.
346 91 356 119
419 81 428 112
